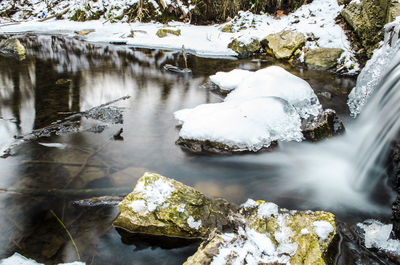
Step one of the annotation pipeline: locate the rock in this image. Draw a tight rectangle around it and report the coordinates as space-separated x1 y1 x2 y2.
261 30 306 59
387 2 400 23
185 199 336 265
0 39 26 60
337 0 351 6
156 28 181 38
228 39 261 58
74 29 95 36
393 196 400 239
341 0 386 57
221 24 233 33
304 48 344 70
55 78 72 86
113 172 238 238
301 109 345 141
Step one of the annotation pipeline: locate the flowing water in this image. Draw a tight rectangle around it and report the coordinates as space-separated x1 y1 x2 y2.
0 34 395 264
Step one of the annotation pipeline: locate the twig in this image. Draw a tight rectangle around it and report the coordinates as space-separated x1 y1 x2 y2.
50 209 80 261
182 45 188 69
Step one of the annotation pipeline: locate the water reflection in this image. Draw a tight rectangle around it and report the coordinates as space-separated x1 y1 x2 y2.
0 34 360 264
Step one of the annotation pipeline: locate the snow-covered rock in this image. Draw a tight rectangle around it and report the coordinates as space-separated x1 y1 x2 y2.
113 172 237 238
348 18 400 117
184 199 336 265
357 220 400 254
174 66 328 153
224 66 322 119
174 97 304 153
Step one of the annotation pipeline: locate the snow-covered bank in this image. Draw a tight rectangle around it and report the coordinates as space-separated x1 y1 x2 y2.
0 0 358 71
0 253 84 265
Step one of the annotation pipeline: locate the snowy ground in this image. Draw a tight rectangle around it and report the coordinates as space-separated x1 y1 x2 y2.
0 0 359 73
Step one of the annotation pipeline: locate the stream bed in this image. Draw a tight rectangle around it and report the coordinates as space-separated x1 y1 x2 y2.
0 35 394 264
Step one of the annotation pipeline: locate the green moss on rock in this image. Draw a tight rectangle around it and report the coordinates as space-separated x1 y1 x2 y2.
156 28 181 38
113 172 237 238
228 38 261 58
0 39 26 61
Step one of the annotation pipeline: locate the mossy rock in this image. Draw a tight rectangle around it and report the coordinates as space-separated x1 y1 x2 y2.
55 79 72 86
301 109 344 141
185 200 336 265
221 24 234 33
0 39 26 61
113 172 238 238
304 48 344 71
341 0 386 57
227 38 261 58
156 28 181 38
261 30 306 60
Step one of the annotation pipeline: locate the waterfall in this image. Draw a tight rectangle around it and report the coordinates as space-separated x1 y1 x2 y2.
230 19 400 213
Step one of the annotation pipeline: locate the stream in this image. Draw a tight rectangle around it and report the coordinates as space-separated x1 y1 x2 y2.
0 34 395 264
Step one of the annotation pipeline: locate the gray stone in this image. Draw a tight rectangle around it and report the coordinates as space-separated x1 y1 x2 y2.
304 48 344 70
228 38 261 58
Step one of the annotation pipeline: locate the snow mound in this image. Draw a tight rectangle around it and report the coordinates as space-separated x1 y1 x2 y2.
209 69 253 92
225 66 322 119
174 97 303 152
0 253 85 265
357 220 400 254
348 18 400 117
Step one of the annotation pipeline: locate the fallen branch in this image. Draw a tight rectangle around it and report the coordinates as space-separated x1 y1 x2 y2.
39 8 70 22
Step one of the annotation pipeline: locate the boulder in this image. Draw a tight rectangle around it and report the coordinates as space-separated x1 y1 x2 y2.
185 199 336 265
304 48 344 70
156 28 181 38
113 172 238 238
261 30 306 60
228 39 261 58
0 39 26 60
341 0 386 57
301 109 345 141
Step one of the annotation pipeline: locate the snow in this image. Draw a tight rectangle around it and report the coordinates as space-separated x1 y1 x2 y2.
174 66 324 151
210 226 292 265
313 221 334 241
0 0 358 73
301 228 309 235
177 204 185 212
187 216 202 230
209 69 253 92
358 220 400 254
0 253 85 265
133 174 175 212
257 202 279 219
348 17 400 117
241 198 259 209
129 199 147 212
174 97 303 152
224 66 322 119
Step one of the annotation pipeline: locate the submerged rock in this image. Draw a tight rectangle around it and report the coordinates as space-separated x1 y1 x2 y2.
113 172 238 238
228 39 261 58
185 199 336 265
301 109 344 141
0 38 26 60
304 48 344 71
156 29 181 38
261 30 306 60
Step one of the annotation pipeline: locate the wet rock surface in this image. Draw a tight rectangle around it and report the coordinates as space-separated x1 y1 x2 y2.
113 172 238 238
301 109 344 141
0 38 26 60
261 30 306 60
